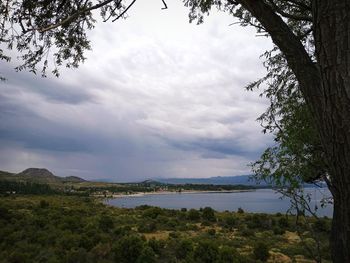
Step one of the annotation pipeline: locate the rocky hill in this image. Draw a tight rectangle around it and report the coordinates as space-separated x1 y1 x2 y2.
0 168 85 186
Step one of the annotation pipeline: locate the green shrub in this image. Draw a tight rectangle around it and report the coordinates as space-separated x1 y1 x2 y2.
39 200 49 208
175 239 193 259
278 217 289 228
194 240 219 263
253 242 269 262
148 238 164 255
202 207 216 222
219 246 240 263
313 218 331 233
138 222 157 233
187 209 200 220
98 215 114 232
114 235 144 263
225 215 237 230
240 227 255 237
137 246 156 263
207 228 216 236
237 207 244 214
273 226 285 235
143 207 163 219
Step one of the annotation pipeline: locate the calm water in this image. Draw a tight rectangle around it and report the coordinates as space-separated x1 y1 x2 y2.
106 188 333 217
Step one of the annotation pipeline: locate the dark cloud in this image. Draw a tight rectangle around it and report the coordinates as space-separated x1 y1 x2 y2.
164 137 263 160
1 66 95 105
0 0 273 181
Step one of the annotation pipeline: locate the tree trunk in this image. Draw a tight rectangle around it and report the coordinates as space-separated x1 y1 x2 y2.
313 1 350 262
237 0 350 261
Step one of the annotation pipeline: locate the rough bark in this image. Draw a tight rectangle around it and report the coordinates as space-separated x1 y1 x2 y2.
236 0 350 262
313 1 350 262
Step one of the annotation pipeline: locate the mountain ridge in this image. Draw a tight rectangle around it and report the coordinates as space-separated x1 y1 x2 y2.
0 168 86 185
152 175 267 186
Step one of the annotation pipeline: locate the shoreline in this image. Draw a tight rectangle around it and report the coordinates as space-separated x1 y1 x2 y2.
100 189 256 199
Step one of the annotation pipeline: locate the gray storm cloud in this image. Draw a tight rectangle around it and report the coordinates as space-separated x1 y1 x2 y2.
0 0 273 181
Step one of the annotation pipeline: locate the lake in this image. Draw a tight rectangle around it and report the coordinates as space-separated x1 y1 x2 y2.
106 188 333 217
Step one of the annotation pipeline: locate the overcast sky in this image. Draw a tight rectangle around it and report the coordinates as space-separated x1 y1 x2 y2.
0 0 273 182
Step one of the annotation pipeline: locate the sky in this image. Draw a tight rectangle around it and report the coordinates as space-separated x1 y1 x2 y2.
0 0 273 182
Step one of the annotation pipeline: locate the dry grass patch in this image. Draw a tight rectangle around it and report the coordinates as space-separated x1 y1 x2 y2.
268 251 292 263
284 231 301 243
143 231 171 240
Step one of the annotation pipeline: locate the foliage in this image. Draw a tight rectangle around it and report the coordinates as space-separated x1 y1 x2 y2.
184 7 332 259
114 235 144 263
247 48 328 196
0 195 332 262
202 206 216 222
253 242 269 262
0 180 57 195
183 0 328 196
187 208 200 220
0 0 137 77
193 240 219 263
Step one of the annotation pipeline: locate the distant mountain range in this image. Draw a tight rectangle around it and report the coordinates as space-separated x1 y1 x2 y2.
0 169 264 186
0 168 86 186
153 175 268 186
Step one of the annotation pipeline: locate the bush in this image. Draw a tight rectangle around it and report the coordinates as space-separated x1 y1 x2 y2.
169 231 180 239
253 242 269 262
240 227 255 237
114 235 144 263
175 239 193 259
273 226 285 235
278 217 289 228
148 238 164 255
313 218 331 233
187 209 200 221
98 215 114 232
66 248 87 263
225 216 237 230
207 228 216 236
143 207 163 219
219 246 240 263
194 240 219 263
202 207 216 222
137 246 156 263
138 221 157 233
39 200 49 208
237 207 244 214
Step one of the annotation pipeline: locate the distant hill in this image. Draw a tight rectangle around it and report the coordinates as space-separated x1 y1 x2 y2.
0 168 86 186
62 176 86 183
153 175 324 188
153 175 268 186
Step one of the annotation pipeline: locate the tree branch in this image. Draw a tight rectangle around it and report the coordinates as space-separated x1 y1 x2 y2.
37 0 115 33
161 0 168 10
286 0 311 11
267 0 312 22
111 0 137 22
236 0 323 117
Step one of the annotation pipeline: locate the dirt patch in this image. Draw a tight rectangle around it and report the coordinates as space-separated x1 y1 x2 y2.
293 255 317 263
284 231 301 243
143 231 171 240
268 251 292 263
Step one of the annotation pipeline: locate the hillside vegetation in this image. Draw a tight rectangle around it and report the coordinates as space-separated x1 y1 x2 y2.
0 194 331 263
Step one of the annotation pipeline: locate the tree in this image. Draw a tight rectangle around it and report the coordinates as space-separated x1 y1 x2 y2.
184 1 349 262
202 206 216 222
1 0 349 261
